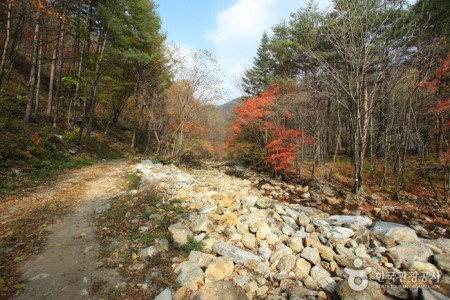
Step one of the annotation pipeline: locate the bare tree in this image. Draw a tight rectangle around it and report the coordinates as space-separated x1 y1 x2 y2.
0 0 12 88
24 1 40 122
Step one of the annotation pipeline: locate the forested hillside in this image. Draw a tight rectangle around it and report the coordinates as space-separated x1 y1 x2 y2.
0 0 227 193
235 0 449 201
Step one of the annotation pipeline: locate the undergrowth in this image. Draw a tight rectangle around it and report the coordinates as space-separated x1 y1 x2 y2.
93 184 184 298
180 236 205 256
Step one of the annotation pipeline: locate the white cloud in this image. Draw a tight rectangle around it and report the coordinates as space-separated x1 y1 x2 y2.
208 0 331 101
208 0 276 49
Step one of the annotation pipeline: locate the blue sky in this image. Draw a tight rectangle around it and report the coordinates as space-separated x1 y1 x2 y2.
154 0 331 101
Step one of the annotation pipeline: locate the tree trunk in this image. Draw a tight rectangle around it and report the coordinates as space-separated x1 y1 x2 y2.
52 4 66 128
6 14 25 83
79 29 107 143
154 130 161 155
34 32 42 117
69 0 91 129
131 124 137 150
47 46 57 115
0 0 12 88
24 5 40 122
85 33 107 142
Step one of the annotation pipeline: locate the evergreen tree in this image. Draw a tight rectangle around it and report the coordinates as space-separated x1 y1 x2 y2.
241 32 272 97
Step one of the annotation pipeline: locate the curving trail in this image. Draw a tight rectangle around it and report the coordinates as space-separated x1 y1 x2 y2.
0 160 130 299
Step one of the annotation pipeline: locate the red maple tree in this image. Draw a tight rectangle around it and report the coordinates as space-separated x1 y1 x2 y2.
229 85 307 173
419 55 450 161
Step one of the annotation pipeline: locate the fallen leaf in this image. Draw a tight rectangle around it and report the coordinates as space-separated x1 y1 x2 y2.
14 283 26 289
131 252 138 260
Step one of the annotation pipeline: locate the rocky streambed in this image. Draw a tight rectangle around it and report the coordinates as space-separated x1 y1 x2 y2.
134 160 450 300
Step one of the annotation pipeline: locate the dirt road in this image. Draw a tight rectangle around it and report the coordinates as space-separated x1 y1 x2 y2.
0 160 131 299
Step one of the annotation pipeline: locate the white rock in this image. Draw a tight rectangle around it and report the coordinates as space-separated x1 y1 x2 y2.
256 224 271 240
300 247 320 265
282 224 295 236
154 288 173 300
244 260 271 278
188 251 217 268
310 265 336 293
294 258 311 279
258 246 272 261
212 242 261 265
138 246 157 257
332 226 354 239
241 233 256 249
276 254 297 272
204 257 234 283
198 204 218 214
270 246 293 263
371 221 419 244
169 223 193 247
325 215 373 229
191 214 209 233
287 237 304 253
266 233 279 245
174 261 204 286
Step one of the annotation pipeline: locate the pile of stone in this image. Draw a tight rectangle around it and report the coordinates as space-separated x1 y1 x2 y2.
135 161 450 300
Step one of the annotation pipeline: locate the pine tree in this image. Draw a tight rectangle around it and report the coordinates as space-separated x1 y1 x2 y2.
241 32 272 97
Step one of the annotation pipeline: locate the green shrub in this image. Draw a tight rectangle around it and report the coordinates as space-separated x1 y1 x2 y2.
180 236 204 256
127 172 140 190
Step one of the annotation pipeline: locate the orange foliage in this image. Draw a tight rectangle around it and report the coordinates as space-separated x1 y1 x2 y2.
266 129 303 172
419 55 450 162
229 85 307 173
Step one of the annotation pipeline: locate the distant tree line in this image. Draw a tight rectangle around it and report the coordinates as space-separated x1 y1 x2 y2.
0 0 227 160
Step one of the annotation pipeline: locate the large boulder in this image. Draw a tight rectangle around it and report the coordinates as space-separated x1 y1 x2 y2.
370 221 419 244
169 223 193 247
212 242 261 265
188 251 217 268
332 226 355 239
336 279 386 300
421 238 450 255
387 243 433 267
434 254 450 275
205 257 235 283
298 207 330 221
174 261 204 286
192 281 248 300
404 261 440 275
244 260 270 278
190 214 209 233
325 215 373 229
